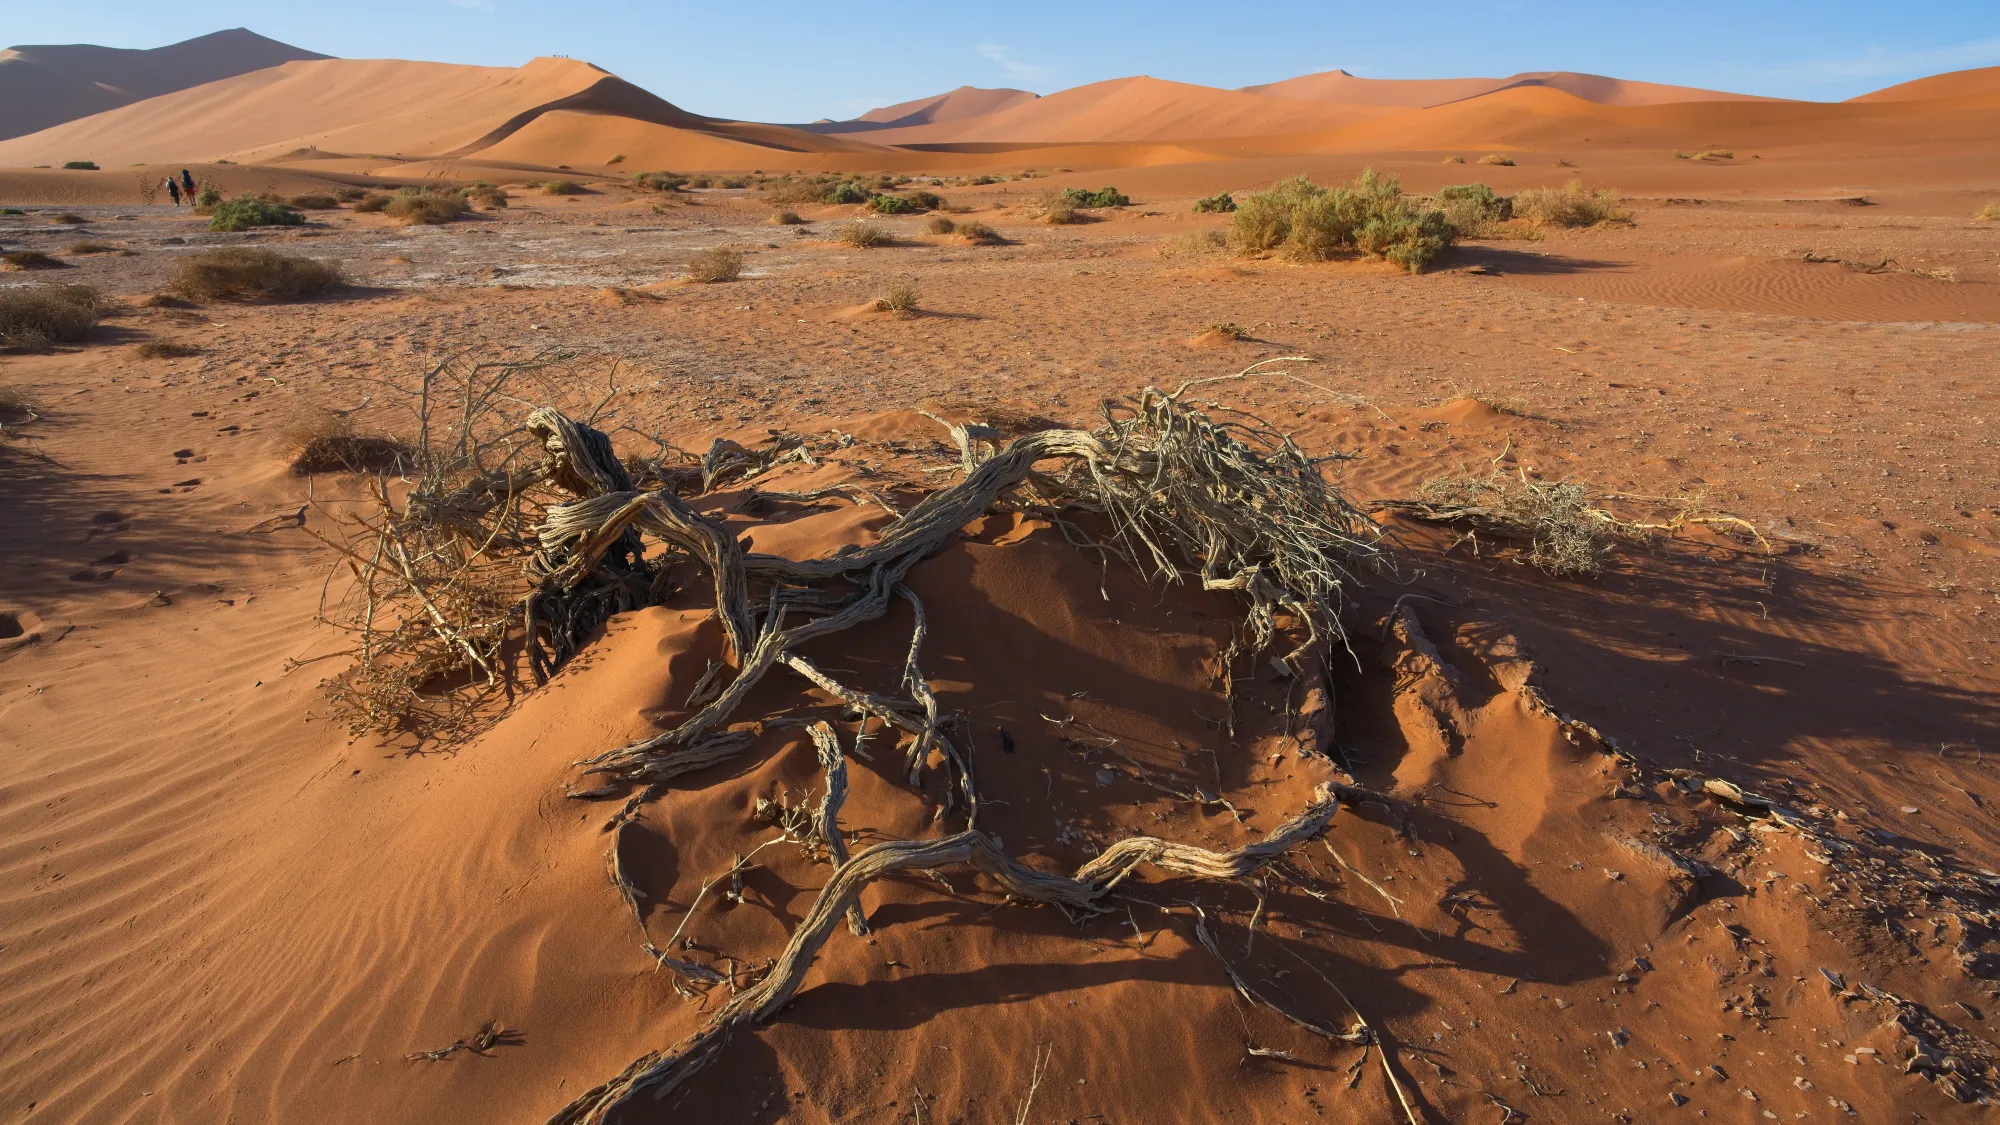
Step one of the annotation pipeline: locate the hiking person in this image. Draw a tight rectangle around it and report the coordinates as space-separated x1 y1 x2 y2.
166 178 181 206
180 169 196 200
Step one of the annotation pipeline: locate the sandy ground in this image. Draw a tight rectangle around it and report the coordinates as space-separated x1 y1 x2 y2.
3 169 1999 1125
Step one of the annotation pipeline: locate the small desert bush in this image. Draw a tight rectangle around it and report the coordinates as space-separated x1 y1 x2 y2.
1512 181 1630 227
836 221 888 248
1416 471 1608 577
1229 169 1455 272
1199 321 1244 339
1976 202 2000 222
767 210 804 225
208 195 304 232
334 186 369 202
194 185 222 210
1434 182 1513 236
136 339 203 358
461 182 509 209
3 251 63 270
289 193 341 210
1063 186 1130 208
922 215 956 235
540 180 586 196
1034 193 1080 224
1442 155 1466 164
1477 154 1515 166
868 193 919 214
63 160 99 170
171 248 342 301
1157 229 1228 258
636 171 689 192
52 212 86 225
384 189 468 225
872 281 920 315
909 190 946 210
352 193 392 213
281 409 410 474
68 240 119 254
684 246 743 282
1192 192 1236 213
824 180 871 205
956 221 1000 244
0 285 102 348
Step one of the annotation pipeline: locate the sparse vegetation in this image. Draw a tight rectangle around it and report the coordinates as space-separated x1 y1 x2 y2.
1034 192 1080 225
170 248 342 301
1062 186 1130 208
956 221 1000 244
194 184 222 210
1229 170 1455 273
136 340 203 359
1512 181 1631 227
1976 202 2000 222
1192 192 1236 213
334 187 369 203
62 161 99 170
384 189 469 225
68 240 118 255
208 195 304 232
767 210 804 225
836 221 888 248
922 215 956 235
289 194 341 210
1477 154 1515 166
51 212 86 225
1199 321 1244 339
0 285 102 348
352 193 392 213
461 182 508 209
909 190 946 210
2 251 63 270
540 180 586 196
1442 155 1466 164
1433 182 1513 236
684 247 743 282
872 281 921 315
636 171 689 192
1675 149 1734 161
868 194 919 215
606 154 625 165
1394 470 1610 577
1157 229 1229 258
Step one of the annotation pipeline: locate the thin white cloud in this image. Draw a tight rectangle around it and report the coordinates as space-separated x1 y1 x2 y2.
1750 35 2000 90
975 43 1054 84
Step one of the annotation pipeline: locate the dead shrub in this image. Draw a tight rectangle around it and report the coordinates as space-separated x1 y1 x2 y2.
68 240 119 255
3 250 64 270
767 210 804 226
871 281 921 315
684 247 743 283
1157 229 1228 258
171 248 342 301
1976 202 2000 222
1396 470 1610 577
0 285 102 349
956 221 1001 244
1477 154 1515 166
1512 182 1631 227
922 214 956 235
836 221 888 248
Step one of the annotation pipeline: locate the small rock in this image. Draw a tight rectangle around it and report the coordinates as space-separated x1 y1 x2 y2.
1669 1093 1688 1107
1794 1077 1814 1091
1900 805 1920 814
1739 1086 1759 1101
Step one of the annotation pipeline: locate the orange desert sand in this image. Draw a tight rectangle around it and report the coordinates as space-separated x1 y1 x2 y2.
2 33 1999 1125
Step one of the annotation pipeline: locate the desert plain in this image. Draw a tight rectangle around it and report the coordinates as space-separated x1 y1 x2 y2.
2 31 1999 1125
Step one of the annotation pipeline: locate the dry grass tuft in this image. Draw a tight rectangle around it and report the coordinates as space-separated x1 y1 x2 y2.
384 190 468 225
1476 154 1515 166
3 250 65 270
170 248 342 301
1400 470 1610 577
51 212 86 225
766 210 804 225
289 193 341 209
1442 155 1466 164
1199 321 1244 339
1034 192 1081 224
871 281 921 315
683 247 743 283
352 193 392 213
282 409 410 475
1976 201 2000 222
1157 229 1229 258
836 221 888 248
955 220 1001 244
0 285 102 349
1512 182 1631 227
922 214 956 235
540 180 586 196
136 339 203 359
68 240 119 255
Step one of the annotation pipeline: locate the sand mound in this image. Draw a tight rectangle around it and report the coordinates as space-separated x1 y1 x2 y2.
1495 254 2000 322
1244 68 1776 108
0 28 326 142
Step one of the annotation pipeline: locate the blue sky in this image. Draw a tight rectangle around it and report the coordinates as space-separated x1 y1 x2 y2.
12 2 2000 121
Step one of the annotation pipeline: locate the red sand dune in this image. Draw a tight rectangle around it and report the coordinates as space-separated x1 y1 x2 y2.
1847 64 2000 102
0 28 325 142
1244 68 1779 107
856 85 1039 125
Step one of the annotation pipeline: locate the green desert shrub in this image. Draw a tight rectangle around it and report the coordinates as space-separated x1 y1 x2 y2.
540 180 586 196
170 248 341 301
1229 169 1454 273
0 285 101 348
384 189 467 225
868 193 919 214
460 182 509 209
1434 182 1513 235
636 171 688 192
62 160 99 170
1192 192 1236 213
194 184 222 210
909 190 946 210
208 195 304 232
1512 181 1631 227
823 180 870 205
683 246 743 282
1062 185 1130 208
288 193 341 210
